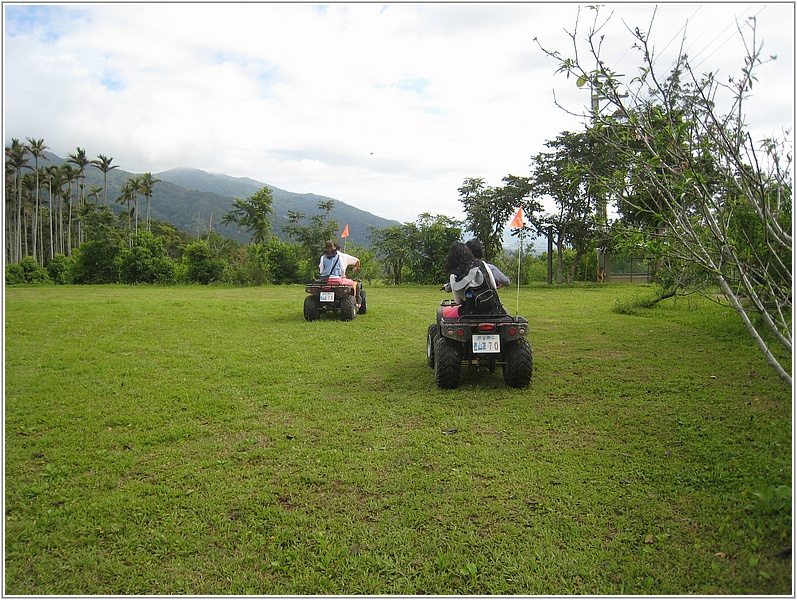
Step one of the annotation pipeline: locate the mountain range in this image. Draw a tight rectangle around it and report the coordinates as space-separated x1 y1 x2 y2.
41 151 400 246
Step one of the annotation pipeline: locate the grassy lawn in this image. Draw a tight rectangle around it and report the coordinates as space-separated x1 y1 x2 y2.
4 283 792 594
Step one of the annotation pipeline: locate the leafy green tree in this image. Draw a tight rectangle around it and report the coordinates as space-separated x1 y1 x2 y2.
150 219 191 261
368 223 416 284
69 239 123 284
182 241 226 284
530 131 600 283
221 187 275 244
69 208 125 284
539 7 792 382
260 237 300 284
408 213 463 284
458 176 538 262
119 231 176 284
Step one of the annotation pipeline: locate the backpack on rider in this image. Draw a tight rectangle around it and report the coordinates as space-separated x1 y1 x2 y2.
452 261 503 315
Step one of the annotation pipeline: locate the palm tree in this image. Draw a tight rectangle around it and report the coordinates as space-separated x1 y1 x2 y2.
137 172 161 232
91 154 119 207
88 186 103 205
25 138 49 264
44 165 60 260
58 164 78 255
67 147 89 245
117 178 139 242
5 139 29 263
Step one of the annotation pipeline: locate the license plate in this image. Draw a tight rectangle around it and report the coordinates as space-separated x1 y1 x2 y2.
320 291 335 302
473 335 500 353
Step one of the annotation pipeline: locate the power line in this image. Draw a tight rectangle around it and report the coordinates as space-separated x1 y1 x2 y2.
691 6 767 71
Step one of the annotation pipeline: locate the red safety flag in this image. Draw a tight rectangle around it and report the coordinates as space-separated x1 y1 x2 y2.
510 206 524 229
340 224 350 238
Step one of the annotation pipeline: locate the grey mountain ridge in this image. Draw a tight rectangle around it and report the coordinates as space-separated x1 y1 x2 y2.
41 152 400 246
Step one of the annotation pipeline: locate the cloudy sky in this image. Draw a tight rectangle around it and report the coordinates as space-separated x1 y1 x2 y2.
3 2 794 224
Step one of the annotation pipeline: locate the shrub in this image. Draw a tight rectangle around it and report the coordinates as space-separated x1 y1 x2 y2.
47 254 73 284
70 239 123 284
5 257 52 284
119 233 176 284
182 241 226 284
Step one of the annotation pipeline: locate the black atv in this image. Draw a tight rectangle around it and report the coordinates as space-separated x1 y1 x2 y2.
304 279 366 321
427 299 532 389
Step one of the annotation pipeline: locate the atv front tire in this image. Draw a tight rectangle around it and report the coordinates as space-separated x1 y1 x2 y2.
426 324 438 368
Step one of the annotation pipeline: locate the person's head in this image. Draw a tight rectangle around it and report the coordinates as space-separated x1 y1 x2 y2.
333 242 342 251
445 241 476 278
465 238 484 259
323 240 337 257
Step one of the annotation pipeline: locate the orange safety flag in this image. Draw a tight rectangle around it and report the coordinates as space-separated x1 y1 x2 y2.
510 206 524 228
340 224 350 238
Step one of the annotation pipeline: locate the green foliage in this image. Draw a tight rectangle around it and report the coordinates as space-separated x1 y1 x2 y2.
149 219 192 260
343 243 377 284
282 200 339 268
46 254 73 284
458 176 537 262
369 223 416 285
538 8 792 382
181 241 226 284
69 239 124 284
5 256 52 284
221 187 275 244
231 238 301 285
407 213 463 284
118 232 176 284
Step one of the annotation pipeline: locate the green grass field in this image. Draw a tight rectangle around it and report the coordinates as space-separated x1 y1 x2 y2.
4 283 792 594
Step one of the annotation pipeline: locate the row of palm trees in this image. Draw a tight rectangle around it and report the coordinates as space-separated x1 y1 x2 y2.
5 138 160 265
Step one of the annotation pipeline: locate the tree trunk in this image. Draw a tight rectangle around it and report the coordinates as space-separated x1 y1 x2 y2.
717 275 791 385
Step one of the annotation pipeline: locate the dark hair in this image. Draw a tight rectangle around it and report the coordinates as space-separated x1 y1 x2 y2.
445 242 476 279
465 238 484 259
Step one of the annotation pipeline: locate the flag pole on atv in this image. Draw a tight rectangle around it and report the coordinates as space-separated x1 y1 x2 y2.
340 224 350 253
509 206 525 319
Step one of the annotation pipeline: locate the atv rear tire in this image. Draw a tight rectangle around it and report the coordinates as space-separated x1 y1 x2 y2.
340 294 357 321
434 336 462 389
358 289 367 314
503 337 532 388
304 295 320 321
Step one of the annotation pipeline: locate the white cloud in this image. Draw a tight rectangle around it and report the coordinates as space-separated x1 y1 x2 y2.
4 2 793 224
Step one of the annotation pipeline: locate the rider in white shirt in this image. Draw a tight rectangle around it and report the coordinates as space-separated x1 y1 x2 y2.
319 241 360 275
319 240 361 299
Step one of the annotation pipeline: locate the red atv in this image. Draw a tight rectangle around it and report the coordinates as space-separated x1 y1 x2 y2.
427 299 532 389
303 278 366 321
